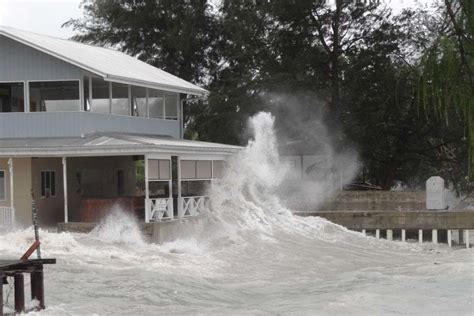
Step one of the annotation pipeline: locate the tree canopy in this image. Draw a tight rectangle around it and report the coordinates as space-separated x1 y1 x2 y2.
66 0 470 191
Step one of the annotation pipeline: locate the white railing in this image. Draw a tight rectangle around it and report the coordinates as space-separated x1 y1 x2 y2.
0 207 14 230
179 196 210 218
148 198 174 222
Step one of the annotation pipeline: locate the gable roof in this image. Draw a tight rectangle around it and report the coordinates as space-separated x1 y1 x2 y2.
0 26 207 96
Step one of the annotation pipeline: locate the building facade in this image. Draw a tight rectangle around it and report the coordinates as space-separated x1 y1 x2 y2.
0 26 240 229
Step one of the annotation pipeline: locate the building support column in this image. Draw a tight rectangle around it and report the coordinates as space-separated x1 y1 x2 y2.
418 230 423 244
62 157 68 223
401 229 406 242
144 154 150 223
447 230 452 247
432 229 438 244
8 158 14 228
386 229 393 241
177 156 182 218
375 229 380 239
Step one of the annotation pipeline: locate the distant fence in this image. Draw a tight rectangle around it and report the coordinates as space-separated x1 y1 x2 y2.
0 207 14 230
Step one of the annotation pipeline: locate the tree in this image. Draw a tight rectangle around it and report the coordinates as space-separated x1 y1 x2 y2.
419 0 474 181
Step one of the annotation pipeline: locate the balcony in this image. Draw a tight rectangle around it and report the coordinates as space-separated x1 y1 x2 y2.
0 112 180 139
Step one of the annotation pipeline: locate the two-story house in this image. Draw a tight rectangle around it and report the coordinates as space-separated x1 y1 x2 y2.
0 26 240 229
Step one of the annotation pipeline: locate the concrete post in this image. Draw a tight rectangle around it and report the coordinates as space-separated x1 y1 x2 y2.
362 229 366 235
432 229 438 244
401 229 406 242
375 229 380 239
447 230 452 247
387 229 393 241
418 230 423 244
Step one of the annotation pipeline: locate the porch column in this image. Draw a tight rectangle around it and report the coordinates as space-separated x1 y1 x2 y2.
62 157 68 223
144 154 150 223
8 158 15 227
177 156 182 218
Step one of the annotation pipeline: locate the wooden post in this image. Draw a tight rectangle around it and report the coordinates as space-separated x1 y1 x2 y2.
8 158 14 229
375 229 380 239
144 155 150 223
447 230 452 247
14 273 25 313
31 270 45 310
62 157 68 223
0 272 4 316
418 230 423 244
401 229 406 242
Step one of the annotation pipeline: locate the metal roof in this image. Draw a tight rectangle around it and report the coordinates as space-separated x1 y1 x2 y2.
0 133 241 157
0 26 208 96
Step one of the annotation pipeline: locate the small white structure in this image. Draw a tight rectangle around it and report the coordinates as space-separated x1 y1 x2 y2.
426 176 446 210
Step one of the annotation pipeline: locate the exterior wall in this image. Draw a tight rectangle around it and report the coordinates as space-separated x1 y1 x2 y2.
0 112 180 138
0 158 32 227
67 156 137 222
0 35 81 81
31 158 64 227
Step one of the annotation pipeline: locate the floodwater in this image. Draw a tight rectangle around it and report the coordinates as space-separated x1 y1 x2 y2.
1 112 473 315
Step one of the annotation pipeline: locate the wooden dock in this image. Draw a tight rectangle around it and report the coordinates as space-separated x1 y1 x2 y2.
0 259 55 315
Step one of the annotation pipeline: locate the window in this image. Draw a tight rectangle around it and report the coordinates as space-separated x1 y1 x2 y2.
148 159 171 180
0 82 24 112
83 76 90 111
131 86 147 117
148 89 164 119
111 83 130 115
41 170 56 198
0 170 5 201
29 81 79 112
212 161 225 178
165 94 179 120
181 160 212 180
91 77 110 113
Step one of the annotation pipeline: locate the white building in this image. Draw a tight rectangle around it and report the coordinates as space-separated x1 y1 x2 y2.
0 26 240 228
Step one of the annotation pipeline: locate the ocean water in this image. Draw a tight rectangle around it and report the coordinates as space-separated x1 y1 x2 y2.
1 113 473 315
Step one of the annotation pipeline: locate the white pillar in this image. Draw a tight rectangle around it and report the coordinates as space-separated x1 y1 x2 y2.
8 158 14 228
401 229 406 242
387 229 393 241
362 229 366 235
62 157 68 223
466 230 470 249
418 230 423 244
177 156 182 218
447 230 452 247
144 154 150 223
432 229 438 244
375 229 380 239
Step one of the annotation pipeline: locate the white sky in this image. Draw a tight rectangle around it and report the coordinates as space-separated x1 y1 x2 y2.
0 0 437 39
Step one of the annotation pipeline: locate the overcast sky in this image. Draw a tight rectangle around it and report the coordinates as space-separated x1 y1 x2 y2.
0 0 436 39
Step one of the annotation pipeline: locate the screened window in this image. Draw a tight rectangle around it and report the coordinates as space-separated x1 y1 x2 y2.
148 89 164 119
131 86 147 117
181 160 212 179
148 159 171 180
212 161 225 178
41 170 56 198
91 78 110 113
0 82 24 112
29 81 79 112
0 170 5 201
111 83 130 115
165 94 179 120
83 76 90 111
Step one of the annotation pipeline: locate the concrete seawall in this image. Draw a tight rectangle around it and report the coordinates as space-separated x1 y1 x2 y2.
58 216 206 244
295 211 474 230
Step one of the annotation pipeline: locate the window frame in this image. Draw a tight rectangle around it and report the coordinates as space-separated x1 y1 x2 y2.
27 79 82 113
0 169 6 201
40 170 57 199
0 80 26 113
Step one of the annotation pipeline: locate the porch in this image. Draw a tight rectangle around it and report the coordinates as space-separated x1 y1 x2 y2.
0 133 239 228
